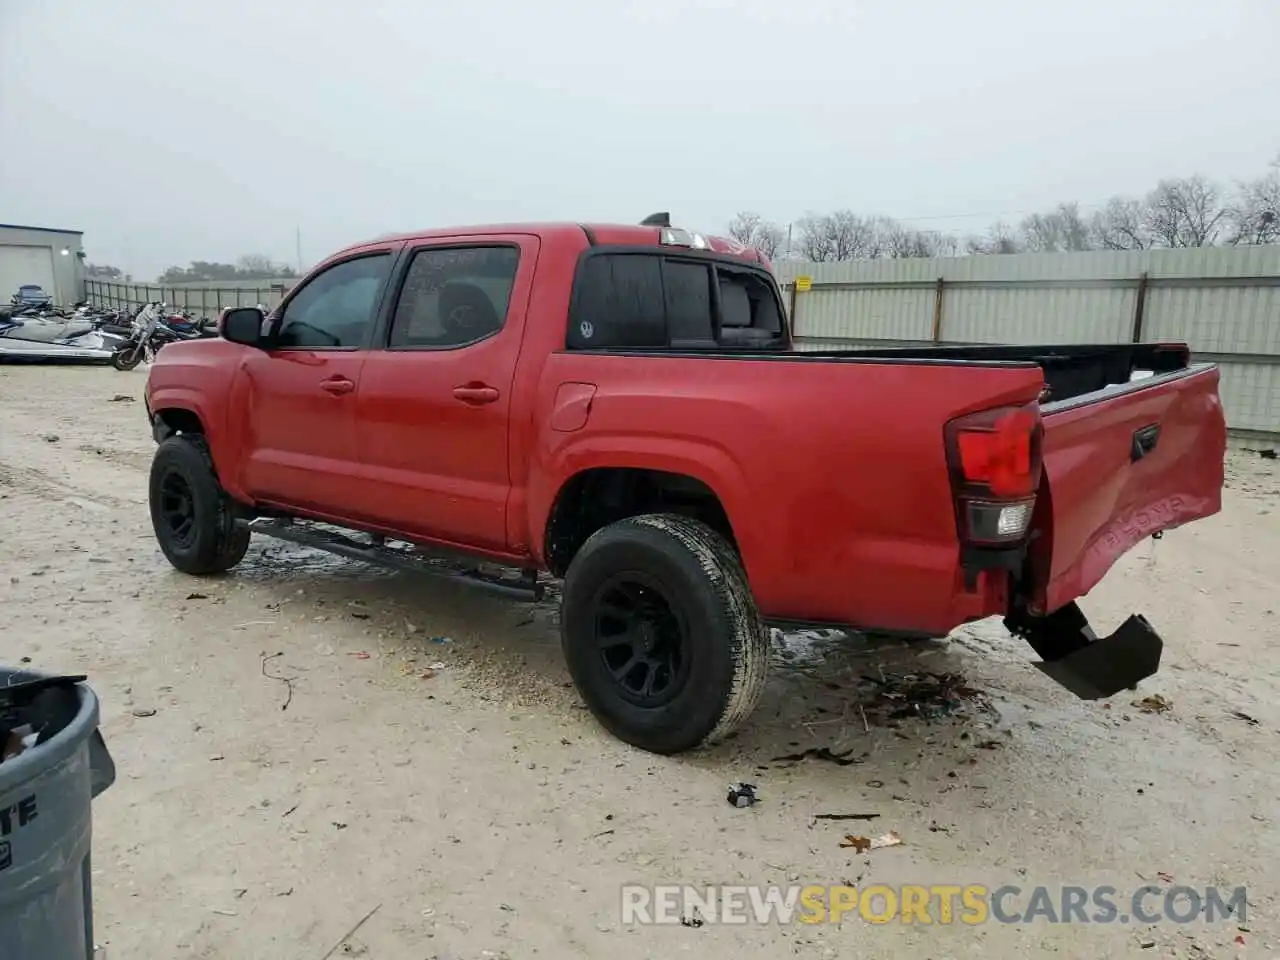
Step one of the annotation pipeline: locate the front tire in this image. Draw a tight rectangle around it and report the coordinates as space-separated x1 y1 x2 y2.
149 436 250 574
112 345 142 371
560 514 769 754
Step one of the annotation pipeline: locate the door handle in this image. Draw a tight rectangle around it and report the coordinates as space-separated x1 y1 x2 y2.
321 377 355 395
453 384 500 405
1131 423 1160 461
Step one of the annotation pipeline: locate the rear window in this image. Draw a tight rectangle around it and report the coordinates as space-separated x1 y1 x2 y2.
567 253 784 350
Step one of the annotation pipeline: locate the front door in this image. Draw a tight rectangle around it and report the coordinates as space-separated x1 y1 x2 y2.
353 236 538 552
236 249 396 516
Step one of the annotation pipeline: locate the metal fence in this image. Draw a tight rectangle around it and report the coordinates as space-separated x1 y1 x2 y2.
775 246 1280 440
84 279 295 317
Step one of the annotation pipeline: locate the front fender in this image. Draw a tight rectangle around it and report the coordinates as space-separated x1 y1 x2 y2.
145 385 243 498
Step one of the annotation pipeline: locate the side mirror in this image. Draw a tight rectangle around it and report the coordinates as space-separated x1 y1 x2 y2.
220 307 267 347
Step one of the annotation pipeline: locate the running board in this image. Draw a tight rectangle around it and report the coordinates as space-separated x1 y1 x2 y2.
246 518 545 602
1004 601 1163 700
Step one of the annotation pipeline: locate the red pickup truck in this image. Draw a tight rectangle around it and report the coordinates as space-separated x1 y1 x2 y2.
143 217 1227 754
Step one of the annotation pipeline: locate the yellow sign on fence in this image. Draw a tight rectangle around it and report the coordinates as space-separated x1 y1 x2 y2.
794 276 812 292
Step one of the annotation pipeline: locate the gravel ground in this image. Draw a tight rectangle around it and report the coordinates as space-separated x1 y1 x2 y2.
1 363 1277 960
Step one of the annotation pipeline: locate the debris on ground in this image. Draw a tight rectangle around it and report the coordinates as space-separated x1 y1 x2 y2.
770 746 864 766
186 592 208 600
131 707 157 718
839 831 903 852
317 903 381 960
680 914 704 928
430 635 453 645
1133 694 1173 714
859 671 989 722
42 434 59 443
349 651 371 660
1229 711 1260 726
813 812 879 822
727 782 760 808
427 661 448 671
109 394 135 402
260 651 297 711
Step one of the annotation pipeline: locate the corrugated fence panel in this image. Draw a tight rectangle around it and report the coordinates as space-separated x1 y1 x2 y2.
795 286 934 341
941 284 1134 344
1143 282 1280 354
776 246 1280 437
1215 361 1280 435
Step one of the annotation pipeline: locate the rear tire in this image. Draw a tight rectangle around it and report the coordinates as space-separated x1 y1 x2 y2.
560 513 769 754
149 435 250 574
112 345 142 371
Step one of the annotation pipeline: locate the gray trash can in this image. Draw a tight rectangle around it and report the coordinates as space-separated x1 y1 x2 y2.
0 669 115 960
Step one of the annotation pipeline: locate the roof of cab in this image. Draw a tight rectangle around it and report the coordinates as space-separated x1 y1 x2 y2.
338 222 770 268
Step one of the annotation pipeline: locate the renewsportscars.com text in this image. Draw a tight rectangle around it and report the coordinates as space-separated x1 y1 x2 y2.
621 884 1248 926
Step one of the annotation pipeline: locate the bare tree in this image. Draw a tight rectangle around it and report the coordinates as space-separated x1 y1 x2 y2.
966 221 1022 255
1020 203 1091 252
796 210 884 261
1088 197 1150 250
1227 156 1280 245
1142 176 1228 247
236 253 279 275
727 212 763 246
726 211 786 258
753 221 786 259
878 219 958 258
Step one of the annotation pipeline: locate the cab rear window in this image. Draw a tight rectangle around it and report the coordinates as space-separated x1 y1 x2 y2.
566 252 784 350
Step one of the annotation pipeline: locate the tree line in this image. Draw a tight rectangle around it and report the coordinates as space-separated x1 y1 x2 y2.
85 255 299 284
728 156 1280 262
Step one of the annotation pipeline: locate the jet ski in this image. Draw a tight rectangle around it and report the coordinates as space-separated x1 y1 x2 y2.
0 312 125 363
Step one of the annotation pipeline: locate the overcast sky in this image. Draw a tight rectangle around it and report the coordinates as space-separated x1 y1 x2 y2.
2 0 1277 279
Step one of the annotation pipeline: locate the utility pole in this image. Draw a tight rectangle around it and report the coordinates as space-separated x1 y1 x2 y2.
295 225 302 273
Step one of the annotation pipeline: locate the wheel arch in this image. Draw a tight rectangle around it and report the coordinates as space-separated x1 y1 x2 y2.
539 452 754 579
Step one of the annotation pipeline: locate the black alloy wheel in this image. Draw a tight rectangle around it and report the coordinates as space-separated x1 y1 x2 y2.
592 573 691 708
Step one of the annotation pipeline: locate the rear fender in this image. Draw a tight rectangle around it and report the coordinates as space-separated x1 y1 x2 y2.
528 436 760 575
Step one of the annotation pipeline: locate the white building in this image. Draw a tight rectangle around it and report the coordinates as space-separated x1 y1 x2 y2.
0 222 86 306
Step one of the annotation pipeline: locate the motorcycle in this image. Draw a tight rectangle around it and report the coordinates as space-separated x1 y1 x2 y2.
111 302 216 371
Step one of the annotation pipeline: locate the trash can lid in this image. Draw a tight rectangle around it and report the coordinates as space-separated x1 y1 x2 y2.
1 669 108 796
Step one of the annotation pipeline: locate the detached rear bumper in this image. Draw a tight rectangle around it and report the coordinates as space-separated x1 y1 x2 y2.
1005 602 1163 700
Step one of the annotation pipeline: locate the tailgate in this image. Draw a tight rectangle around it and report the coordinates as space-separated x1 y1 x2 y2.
1034 363 1226 613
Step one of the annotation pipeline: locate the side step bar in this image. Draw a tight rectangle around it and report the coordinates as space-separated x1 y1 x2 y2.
1004 601 1163 700
247 518 545 602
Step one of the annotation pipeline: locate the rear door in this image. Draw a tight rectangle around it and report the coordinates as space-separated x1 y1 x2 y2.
352 235 537 551
236 249 396 514
1034 364 1226 613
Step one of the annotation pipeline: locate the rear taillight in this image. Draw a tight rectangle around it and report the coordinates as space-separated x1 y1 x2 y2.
945 403 1043 545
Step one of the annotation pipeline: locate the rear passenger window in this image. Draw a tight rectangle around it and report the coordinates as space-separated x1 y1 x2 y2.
567 252 783 350
388 246 519 349
716 269 784 346
567 254 666 349
662 261 714 344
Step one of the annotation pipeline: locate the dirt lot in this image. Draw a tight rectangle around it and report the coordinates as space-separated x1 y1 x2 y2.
1 364 1277 959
